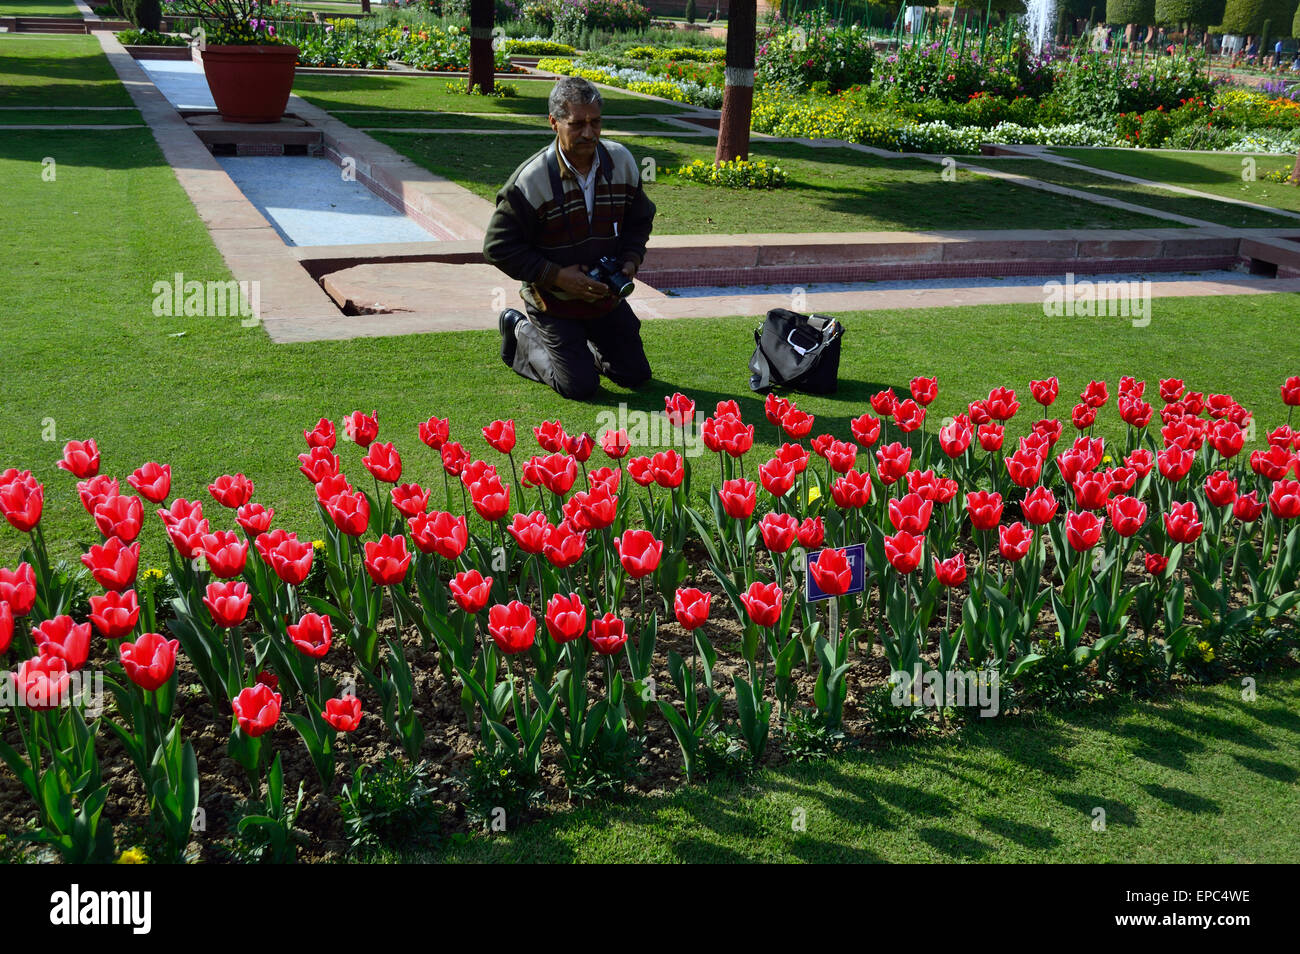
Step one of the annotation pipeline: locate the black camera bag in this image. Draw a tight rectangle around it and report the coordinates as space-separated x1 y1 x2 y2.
748 309 844 395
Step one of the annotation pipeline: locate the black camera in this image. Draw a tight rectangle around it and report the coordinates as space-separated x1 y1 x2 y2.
586 256 634 299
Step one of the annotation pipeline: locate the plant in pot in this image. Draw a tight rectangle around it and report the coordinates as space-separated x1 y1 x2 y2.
170 0 299 123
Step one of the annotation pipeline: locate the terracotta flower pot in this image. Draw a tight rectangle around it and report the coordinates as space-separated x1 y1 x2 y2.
200 44 299 123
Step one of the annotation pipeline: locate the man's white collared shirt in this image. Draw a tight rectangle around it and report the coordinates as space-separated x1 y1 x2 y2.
559 145 598 220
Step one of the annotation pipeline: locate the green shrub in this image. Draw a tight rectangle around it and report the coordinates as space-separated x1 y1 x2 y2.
503 39 577 56
128 0 161 31
863 682 935 739
1106 0 1156 22
1013 639 1098 709
116 27 189 46
336 758 444 856
444 79 520 97
1115 105 1173 145
756 10 875 94
1154 0 1227 27
454 745 545 829
671 157 790 188
1215 0 1298 36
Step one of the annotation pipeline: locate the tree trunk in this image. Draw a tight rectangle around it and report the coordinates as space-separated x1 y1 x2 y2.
469 0 495 95
360 0 370 13
1291 151 1300 184
715 0 756 163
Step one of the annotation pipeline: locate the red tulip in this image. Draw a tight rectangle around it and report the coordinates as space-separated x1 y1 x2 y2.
1032 417 1064 448
489 601 536 654
998 522 1033 562
588 612 628 655
1203 471 1238 508
508 510 552 555
674 587 712 630
1065 510 1104 551
810 547 852 596
1072 471 1111 511
450 569 492 614
1250 445 1294 481
1118 395 1153 428
77 474 117 516
1126 448 1154 477
390 483 430 519
775 442 810 474
208 473 253 509
119 632 179 691
759 512 798 552
304 417 336 450
343 410 379 448
968 400 992 426
127 462 171 504
236 502 274 536
287 613 333 659
534 420 569 453
544 593 586 644
1030 377 1059 407
1159 379 1185 404
938 418 972 458
567 432 594 463
884 530 923 574
1144 552 1169 575
0 477 42 533
966 490 1003 532
718 478 757 519
326 491 370 537
986 386 1019 421
780 407 814 439
33 615 92 671
419 415 449 450
797 516 825 549
469 475 511 522
588 466 621 496
894 399 925 434
1269 479 1300 520
0 602 11 654
765 394 793 425
483 419 516 454
166 516 209 560
664 392 696 428
716 417 754 458
759 457 796 498
256 671 278 691
89 589 140 640
363 535 411 587
82 537 139 591
741 581 782 628
825 439 858 474
870 389 897 418
201 530 248 579
933 553 967 587
543 521 585 569
1282 376 1300 407
12 656 72 710
204 580 251 629
1081 379 1109 409
1071 403 1097 431
1005 448 1043 488
875 442 912 484
910 376 938 406
1022 486 1059 526
1119 376 1144 398
299 446 341 484
617 529 663 578
977 422 1004 453
232 684 281 737
564 484 617 532
93 495 143 543
888 493 933 534
57 439 100 479
408 510 465 559
651 450 684 490
600 429 631 460
255 529 313 586
362 442 402 484
440 441 470 477
1267 425 1296 449
1157 445 1194 482
1106 495 1147 537
1164 501 1203 544
831 469 872 509
851 413 881 448
462 459 497 490
1055 448 1090 488
324 695 362 732
1233 491 1265 524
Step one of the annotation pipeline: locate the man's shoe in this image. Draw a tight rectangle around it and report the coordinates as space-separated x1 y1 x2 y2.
499 309 526 366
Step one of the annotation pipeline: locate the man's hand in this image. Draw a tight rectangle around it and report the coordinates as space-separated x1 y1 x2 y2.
553 264 608 303
621 260 638 281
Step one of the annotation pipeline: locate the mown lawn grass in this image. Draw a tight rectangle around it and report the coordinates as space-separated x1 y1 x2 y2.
0 35 133 108
0 107 143 125
979 156 1300 228
1050 146 1300 215
400 669 1300 863
292 74 694 115
333 111 685 133
371 132 1176 233
0 0 81 14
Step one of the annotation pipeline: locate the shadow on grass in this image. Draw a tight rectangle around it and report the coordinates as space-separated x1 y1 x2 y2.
0 50 132 108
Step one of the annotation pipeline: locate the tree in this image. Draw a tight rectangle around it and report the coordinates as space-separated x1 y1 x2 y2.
685 0 697 24
129 0 161 30
715 0 756 163
1153 0 1227 27
1214 0 1298 34
1105 0 1156 23
468 0 495 95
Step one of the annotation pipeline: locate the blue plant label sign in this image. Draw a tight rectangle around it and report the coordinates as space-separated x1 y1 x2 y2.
805 543 866 601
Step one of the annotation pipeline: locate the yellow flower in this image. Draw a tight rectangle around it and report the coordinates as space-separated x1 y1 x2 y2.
117 847 148 864
808 485 822 504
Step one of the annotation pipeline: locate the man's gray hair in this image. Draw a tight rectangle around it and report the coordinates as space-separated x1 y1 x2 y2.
548 76 604 121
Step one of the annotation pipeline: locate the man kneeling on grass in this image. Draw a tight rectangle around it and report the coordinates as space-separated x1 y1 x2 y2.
483 76 656 401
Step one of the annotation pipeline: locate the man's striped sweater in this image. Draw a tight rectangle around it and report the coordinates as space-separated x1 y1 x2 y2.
482 136 656 320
